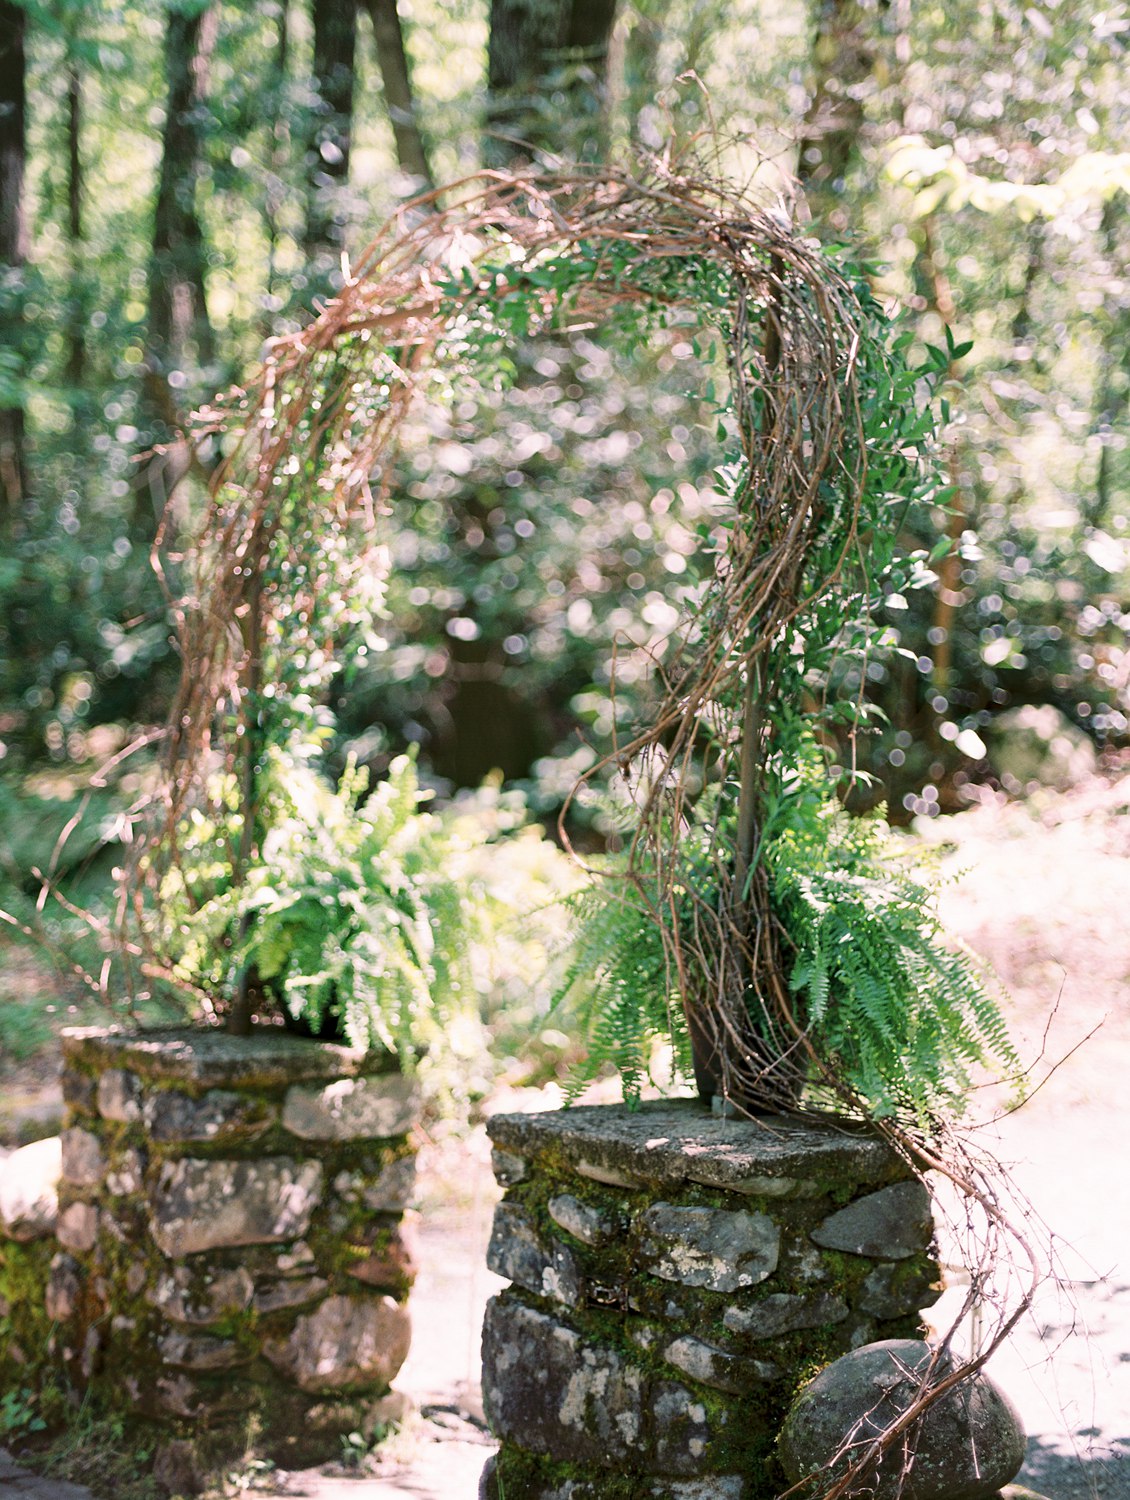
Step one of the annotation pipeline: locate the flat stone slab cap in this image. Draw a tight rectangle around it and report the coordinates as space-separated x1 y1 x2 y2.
487 1100 904 1194
61 1024 393 1088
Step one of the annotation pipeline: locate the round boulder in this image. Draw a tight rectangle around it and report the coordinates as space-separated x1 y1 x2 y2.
779 1339 1026 1500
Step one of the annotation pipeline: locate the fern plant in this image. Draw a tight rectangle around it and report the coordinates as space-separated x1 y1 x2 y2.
161 748 488 1070
551 876 692 1106
557 738 1021 1128
761 745 1021 1126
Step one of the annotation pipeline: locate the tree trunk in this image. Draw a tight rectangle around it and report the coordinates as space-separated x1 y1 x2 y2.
796 0 887 224
0 0 28 534
304 0 358 263
264 2 290 325
65 57 85 388
1090 197 1130 529
485 0 619 167
148 3 217 375
362 0 433 192
134 3 218 539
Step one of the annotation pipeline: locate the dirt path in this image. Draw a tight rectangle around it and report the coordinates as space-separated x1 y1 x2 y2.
927 775 1130 1499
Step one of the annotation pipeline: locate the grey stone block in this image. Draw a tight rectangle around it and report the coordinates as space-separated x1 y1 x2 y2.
262 1292 411 1393
147 1264 255 1325
105 1147 145 1197
548 1193 618 1246
663 1334 780 1393
491 1149 527 1187
45 1253 82 1322
252 1275 329 1313
56 1201 98 1253
147 1156 323 1256
482 1296 646 1466
648 1482 746 1500
283 1075 418 1141
157 1330 251 1370
97 1069 141 1122
487 1203 582 1306
637 1203 779 1291
359 1154 418 1211
144 1087 275 1143
60 1128 107 1188
779 1338 1026 1500
651 1381 713 1476
722 1291 849 1340
811 1181 934 1260
857 1260 941 1319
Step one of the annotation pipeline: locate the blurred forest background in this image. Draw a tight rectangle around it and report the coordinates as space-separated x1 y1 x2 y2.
0 0 1128 1048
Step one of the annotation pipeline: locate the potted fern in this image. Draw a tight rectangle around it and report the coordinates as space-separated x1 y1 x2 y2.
555 726 1019 1127
156 744 492 1087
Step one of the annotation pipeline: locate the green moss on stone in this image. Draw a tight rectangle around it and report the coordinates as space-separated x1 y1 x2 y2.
0 1236 56 1383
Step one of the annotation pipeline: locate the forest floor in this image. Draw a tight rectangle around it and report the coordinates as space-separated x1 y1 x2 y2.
2 768 1130 1499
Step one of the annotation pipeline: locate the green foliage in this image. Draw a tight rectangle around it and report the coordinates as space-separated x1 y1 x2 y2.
159 736 577 1102
0 1387 46 1440
550 874 692 1106
559 735 1020 1127
163 746 482 1061
763 742 1021 1125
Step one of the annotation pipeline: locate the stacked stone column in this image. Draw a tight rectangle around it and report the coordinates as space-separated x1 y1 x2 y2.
481 1102 942 1500
50 1026 419 1467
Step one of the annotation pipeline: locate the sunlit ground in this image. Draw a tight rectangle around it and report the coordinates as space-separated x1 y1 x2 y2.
929 772 1130 1498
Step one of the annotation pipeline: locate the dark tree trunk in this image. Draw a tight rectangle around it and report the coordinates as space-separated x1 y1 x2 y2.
304 0 358 263
65 58 85 387
135 4 218 539
0 0 28 533
362 0 433 192
1090 197 1130 528
485 0 619 167
148 4 217 374
449 0 618 787
264 3 290 324
797 0 887 224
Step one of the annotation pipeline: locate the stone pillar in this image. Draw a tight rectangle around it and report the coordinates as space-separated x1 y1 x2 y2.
480 1102 941 1500
51 1026 419 1467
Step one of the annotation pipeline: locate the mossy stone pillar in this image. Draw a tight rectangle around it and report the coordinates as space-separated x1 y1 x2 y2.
53 1026 419 1467
480 1101 941 1500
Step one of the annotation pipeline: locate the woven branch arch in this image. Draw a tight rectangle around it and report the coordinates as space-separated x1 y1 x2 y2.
142 160 885 1103
148 163 904 1099
123 158 1044 1500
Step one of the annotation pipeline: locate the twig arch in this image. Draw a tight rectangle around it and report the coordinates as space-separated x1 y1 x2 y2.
120 157 1043 1500
143 161 880 1100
